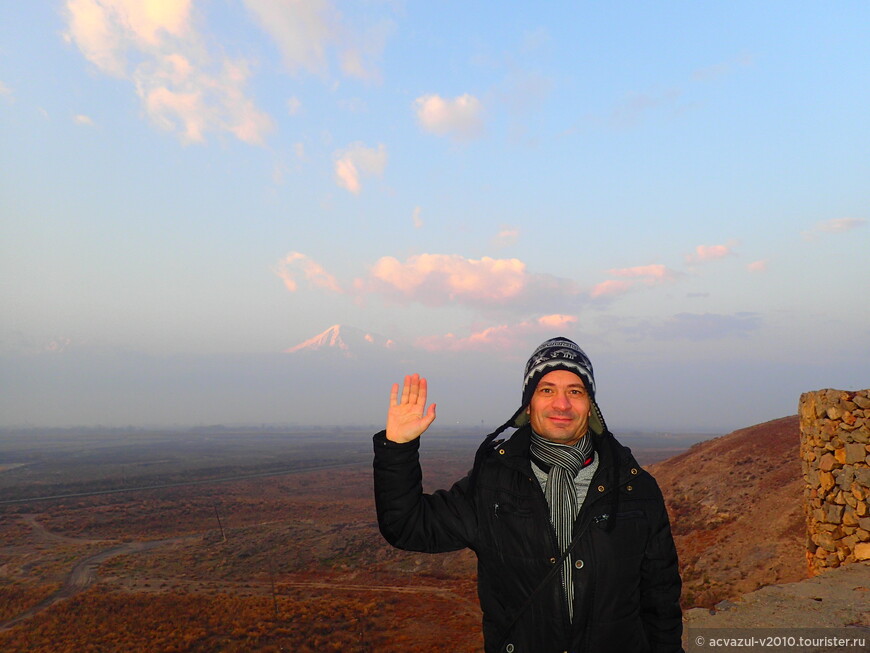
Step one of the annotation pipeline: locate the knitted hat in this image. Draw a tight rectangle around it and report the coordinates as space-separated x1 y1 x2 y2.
510 337 607 435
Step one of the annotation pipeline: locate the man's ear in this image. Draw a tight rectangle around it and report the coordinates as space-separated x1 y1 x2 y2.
525 405 530 415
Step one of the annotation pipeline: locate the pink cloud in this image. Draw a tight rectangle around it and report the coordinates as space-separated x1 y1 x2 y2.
685 244 734 264
747 259 768 272
274 252 342 293
414 93 484 140
417 315 578 352
365 254 528 305
357 253 586 312
334 142 387 194
590 279 633 298
493 225 520 248
64 0 272 145
608 264 676 280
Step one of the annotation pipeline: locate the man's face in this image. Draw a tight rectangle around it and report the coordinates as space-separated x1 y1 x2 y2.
527 369 591 446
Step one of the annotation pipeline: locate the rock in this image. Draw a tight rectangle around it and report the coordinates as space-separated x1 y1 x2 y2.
819 453 838 472
855 468 870 488
827 406 843 420
824 503 844 523
857 529 870 542
859 517 870 532
843 507 859 526
819 471 835 493
853 395 870 410
836 468 854 491
815 531 837 552
835 448 847 464
845 443 867 464
856 542 870 560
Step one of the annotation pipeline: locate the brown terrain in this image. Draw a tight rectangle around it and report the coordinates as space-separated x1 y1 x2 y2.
0 418 809 651
649 415 807 609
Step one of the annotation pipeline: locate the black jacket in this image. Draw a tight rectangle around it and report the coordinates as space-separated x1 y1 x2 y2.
373 425 683 653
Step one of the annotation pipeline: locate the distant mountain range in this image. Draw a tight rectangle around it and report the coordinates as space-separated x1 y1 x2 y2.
285 324 397 357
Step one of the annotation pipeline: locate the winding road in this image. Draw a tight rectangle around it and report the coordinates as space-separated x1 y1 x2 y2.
0 517 186 631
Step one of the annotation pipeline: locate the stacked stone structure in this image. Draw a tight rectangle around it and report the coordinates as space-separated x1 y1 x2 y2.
799 389 870 575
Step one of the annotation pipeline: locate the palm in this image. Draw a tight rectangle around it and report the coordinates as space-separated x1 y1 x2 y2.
386 374 436 443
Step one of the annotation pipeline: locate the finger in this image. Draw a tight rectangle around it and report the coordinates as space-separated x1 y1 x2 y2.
389 382 399 406
421 402 436 428
400 375 411 405
417 376 428 411
407 373 420 405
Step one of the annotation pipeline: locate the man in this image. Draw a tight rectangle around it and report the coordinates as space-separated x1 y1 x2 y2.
373 337 683 652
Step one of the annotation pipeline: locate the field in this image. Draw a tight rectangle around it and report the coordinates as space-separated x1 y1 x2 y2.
0 426 692 652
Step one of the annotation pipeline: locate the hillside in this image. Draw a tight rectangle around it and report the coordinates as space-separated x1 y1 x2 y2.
649 415 808 608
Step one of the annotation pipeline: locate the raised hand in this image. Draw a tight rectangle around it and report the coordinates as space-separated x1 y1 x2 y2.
386 374 437 443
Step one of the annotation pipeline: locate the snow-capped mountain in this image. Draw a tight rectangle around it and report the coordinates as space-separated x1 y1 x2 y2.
284 324 396 357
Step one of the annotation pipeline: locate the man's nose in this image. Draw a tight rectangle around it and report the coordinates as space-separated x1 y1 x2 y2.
552 391 570 410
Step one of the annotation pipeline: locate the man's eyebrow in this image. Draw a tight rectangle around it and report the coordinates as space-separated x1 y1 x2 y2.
537 381 586 388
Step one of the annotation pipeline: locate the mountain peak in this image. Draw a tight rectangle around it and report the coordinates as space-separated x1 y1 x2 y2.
285 324 395 356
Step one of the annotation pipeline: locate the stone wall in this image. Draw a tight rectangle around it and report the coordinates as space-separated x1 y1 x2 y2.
799 389 870 575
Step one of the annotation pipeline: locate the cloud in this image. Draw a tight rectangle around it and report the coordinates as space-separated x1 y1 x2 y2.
74 114 95 126
590 264 678 299
286 96 302 115
365 254 526 305
274 252 342 293
64 0 272 145
334 142 387 194
412 206 423 228
685 244 735 264
359 253 584 311
243 0 335 76
590 279 633 299
626 312 762 341
493 225 519 248
242 0 389 82
608 264 677 280
414 93 484 140
416 315 578 352
0 80 13 99
747 259 768 272
802 217 867 240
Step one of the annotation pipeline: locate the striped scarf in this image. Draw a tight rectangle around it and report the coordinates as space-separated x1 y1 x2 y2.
529 430 594 622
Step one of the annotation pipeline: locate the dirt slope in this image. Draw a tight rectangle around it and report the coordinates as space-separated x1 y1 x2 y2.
648 415 808 608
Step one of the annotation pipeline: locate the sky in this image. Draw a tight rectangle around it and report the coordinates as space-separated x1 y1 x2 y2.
1 1 868 432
